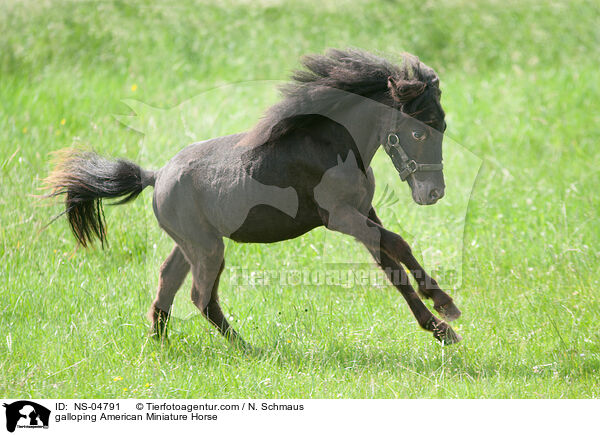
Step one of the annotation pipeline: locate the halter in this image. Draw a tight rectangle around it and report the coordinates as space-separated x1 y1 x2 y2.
382 133 443 181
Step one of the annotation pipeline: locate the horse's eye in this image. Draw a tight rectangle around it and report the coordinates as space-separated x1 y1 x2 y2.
412 130 427 141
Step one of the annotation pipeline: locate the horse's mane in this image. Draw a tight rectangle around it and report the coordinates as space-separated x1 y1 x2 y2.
244 48 439 145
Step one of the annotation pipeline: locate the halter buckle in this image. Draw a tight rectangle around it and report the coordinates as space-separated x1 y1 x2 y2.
406 159 418 174
399 160 418 181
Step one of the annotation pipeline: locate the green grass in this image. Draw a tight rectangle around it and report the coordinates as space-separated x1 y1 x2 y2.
1 0 599 398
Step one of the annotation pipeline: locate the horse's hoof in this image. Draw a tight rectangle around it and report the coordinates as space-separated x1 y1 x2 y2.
240 343 260 357
150 331 168 343
434 301 462 322
232 339 252 352
433 321 463 345
148 307 170 341
148 324 168 342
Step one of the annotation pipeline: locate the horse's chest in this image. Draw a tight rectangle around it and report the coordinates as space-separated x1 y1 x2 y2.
313 153 375 215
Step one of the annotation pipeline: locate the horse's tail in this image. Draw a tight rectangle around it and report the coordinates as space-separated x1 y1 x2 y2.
45 149 156 247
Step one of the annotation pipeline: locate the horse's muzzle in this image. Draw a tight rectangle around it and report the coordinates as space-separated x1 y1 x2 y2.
408 174 445 205
412 187 444 205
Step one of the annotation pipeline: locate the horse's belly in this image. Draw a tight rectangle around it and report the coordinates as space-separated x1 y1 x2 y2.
228 204 321 243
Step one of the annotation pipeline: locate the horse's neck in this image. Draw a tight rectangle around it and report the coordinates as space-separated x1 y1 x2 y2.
243 88 392 168
326 101 384 169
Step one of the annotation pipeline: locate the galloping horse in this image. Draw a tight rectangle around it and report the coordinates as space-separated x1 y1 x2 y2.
46 49 462 346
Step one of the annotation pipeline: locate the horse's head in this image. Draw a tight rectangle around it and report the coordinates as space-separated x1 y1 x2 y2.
257 48 447 205
384 61 446 205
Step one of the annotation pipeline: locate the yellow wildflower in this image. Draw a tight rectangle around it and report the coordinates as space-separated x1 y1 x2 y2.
60 118 66 125
131 84 138 92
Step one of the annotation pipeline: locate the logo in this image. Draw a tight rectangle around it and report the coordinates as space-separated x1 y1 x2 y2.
2 401 50 433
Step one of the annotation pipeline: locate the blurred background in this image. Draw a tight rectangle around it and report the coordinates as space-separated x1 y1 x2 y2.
0 0 598 398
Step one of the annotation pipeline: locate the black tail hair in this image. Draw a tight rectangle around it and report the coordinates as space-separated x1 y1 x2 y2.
45 149 155 247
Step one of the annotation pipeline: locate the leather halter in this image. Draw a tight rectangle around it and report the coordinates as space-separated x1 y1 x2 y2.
382 133 443 181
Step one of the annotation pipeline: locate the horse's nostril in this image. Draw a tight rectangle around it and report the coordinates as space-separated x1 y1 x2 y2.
430 189 441 201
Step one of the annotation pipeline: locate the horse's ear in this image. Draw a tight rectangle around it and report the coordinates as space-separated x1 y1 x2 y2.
387 76 426 103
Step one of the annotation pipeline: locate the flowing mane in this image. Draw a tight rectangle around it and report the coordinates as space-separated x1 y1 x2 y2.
246 48 440 144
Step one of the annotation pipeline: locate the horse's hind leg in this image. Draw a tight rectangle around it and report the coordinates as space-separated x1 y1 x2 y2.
180 237 247 347
149 244 190 338
195 259 247 347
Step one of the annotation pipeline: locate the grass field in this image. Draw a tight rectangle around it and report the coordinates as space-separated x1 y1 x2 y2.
1 0 599 398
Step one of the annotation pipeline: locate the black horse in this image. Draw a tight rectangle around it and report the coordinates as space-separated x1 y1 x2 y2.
46 49 462 346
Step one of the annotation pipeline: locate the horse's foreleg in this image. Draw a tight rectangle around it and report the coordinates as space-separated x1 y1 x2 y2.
375 250 461 344
368 207 461 322
322 205 461 344
149 244 190 338
181 237 247 348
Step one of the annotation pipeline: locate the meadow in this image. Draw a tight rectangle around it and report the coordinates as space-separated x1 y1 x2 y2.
0 0 598 398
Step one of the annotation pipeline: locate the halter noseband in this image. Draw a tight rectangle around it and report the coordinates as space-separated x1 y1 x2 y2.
382 133 443 181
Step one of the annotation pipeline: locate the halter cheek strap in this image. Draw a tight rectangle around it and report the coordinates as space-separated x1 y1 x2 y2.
382 133 443 181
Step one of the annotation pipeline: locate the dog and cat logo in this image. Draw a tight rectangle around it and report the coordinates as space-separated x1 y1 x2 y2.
2 401 50 432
